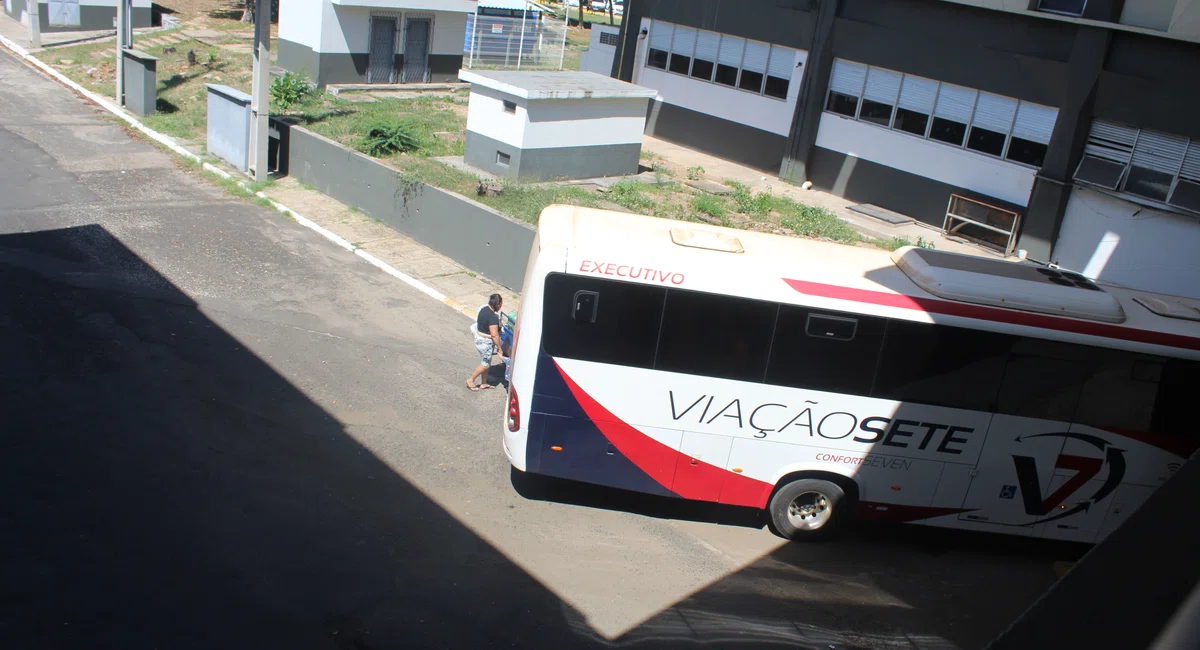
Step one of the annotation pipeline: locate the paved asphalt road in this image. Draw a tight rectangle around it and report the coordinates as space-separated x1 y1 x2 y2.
0 50 1085 650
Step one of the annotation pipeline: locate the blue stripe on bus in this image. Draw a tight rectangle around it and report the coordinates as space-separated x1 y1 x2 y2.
527 352 676 498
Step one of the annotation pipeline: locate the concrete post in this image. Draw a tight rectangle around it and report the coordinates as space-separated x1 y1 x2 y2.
116 0 127 103
28 0 40 49
248 0 272 181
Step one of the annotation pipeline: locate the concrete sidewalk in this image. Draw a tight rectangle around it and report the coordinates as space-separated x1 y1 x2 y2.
0 10 160 53
641 134 1004 258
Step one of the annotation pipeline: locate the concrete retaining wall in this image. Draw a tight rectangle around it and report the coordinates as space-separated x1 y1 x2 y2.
285 123 535 290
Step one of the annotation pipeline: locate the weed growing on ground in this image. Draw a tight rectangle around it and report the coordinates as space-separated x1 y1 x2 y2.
686 165 706 180
690 193 728 220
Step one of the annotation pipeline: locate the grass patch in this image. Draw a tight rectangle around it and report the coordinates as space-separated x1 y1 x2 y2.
777 201 861 244
299 94 466 159
690 193 728 221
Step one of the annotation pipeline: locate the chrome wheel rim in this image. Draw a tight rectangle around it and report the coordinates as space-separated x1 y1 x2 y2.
787 491 832 530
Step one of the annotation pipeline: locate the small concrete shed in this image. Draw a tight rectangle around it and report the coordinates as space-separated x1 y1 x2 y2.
459 70 658 182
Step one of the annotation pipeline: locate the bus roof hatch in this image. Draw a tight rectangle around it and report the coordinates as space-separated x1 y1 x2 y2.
891 247 1127 323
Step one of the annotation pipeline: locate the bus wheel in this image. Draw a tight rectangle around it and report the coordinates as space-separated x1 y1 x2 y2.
768 479 845 540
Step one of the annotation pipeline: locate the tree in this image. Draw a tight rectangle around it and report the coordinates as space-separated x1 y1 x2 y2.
240 0 279 24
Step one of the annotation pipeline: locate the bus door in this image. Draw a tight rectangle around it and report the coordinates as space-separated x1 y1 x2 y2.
1048 352 1176 543
959 338 1090 536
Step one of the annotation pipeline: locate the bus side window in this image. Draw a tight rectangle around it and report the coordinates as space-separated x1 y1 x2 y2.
871 321 1009 412
1073 349 1162 433
541 273 665 369
995 337 1090 421
766 306 884 396
1149 358 1199 437
654 289 776 383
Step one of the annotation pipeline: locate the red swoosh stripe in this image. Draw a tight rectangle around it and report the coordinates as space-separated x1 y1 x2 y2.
554 361 773 508
783 278 1200 352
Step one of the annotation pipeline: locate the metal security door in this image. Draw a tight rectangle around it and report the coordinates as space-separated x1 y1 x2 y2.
48 0 80 26
402 18 431 83
367 17 397 84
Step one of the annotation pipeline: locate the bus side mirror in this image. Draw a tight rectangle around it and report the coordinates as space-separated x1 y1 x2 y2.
573 291 599 324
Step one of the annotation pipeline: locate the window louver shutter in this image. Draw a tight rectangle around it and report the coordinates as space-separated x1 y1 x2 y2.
933 83 977 122
693 30 719 62
741 40 769 74
829 59 867 97
862 67 902 104
717 35 744 67
766 46 794 80
649 22 673 51
671 26 696 56
1011 102 1057 144
897 75 937 113
1084 120 1137 163
971 92 1018 133
1130 130 1188 173
1180 142 1200 182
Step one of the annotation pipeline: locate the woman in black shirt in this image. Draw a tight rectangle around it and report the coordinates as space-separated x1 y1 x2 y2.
467 293 505 390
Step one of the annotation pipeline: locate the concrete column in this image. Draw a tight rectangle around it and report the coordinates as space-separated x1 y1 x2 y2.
779 0 837 184
28 0 41 48
1016 26 1112 262
612 0 647 80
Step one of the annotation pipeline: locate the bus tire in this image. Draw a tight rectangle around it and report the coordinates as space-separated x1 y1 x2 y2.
768 478 845 541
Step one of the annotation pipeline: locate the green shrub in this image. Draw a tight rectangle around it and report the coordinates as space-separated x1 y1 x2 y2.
359 119 421 157
779 203 861 244
727 181 773 218
609 181 657 213
690 193 727 220
270 71 316 111
686 165 706 181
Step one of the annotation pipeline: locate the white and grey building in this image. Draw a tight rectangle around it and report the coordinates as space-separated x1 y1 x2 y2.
3 0 151 33
278 0 474 87
611 0 1200 299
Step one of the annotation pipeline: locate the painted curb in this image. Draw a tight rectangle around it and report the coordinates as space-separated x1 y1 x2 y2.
0 33 476 322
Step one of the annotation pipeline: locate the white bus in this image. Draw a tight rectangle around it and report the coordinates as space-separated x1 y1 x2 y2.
502 206 1199 542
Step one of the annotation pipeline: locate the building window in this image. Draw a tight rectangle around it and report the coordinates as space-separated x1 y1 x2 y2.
738 40 769 93
1074 120 1200 213
967 93 1017 157
1037 0 1087 16
714 34 743 87
691 30 719 81
599 31 620 46
1006 102 1056 167
764 45 794 99
930 83 977 147
643 22 796 101
646 22 671 69
825 58 1059 169
826 59 866 118
860 67 902 127
496 151 511 166
503 100 516 114
893 74 937 137
668 25 695 75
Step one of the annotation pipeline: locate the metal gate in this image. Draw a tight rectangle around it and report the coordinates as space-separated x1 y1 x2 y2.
367 17 397 84
48 0 80 27
402 18 431 83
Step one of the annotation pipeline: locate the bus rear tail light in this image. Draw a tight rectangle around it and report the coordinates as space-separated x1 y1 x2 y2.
507 386 520 432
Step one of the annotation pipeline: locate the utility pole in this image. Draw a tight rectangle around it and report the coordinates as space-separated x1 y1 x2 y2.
248 0 271 181
28 0 40 48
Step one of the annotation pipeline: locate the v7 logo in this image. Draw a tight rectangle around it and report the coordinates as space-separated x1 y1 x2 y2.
1012 454 1103 516
1010 431 1127 525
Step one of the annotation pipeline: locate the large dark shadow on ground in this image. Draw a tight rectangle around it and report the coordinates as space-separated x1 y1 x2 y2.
518 474 1086 649
0 225 597 649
